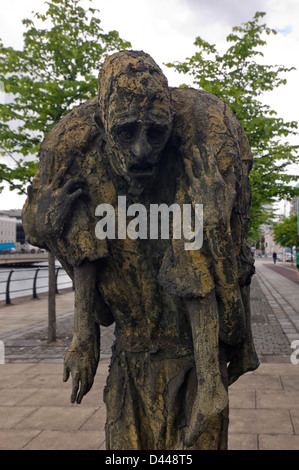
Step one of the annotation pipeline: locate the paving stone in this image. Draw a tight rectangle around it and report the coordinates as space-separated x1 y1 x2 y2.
280 375 299 391
23 429 106 450
254 363 299 375
24 363 64 374
0 363 34 375
228 409 293 434
257 389 299 409
230 374 282 390
24 373 70 389
17 388 73 407
0 387 39 406
0 406 37 429
229 389 256 408
0 372 37 388
290 409 299 434
228 434 258 450
80 405 106 431
15 406 96 431
259 434 299 450
0 429 41 450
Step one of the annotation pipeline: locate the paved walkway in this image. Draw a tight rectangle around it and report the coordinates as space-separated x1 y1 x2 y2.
0 258 299 450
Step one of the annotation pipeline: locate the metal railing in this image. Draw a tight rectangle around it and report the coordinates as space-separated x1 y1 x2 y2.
0 266 74 304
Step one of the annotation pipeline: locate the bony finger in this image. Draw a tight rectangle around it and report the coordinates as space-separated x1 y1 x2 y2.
76 369 88 404
63 178 86 195
184 158 195 181
71 373 80 404
63 365 70 382
52 168 65 189
192 154 204 174
68 188 84 201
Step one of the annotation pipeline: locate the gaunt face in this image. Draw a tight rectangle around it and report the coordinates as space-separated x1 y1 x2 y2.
108 112 171 181
103 90 173 187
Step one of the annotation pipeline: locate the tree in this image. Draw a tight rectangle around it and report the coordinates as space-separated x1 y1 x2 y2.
0 0 131 341
0 0 131 194
166 12 299 240
273 212 299 249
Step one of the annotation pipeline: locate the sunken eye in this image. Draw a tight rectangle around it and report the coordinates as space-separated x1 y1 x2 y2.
115 124 136 144
147 125 167 142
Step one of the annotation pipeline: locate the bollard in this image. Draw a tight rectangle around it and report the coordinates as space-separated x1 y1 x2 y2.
5 270 14 305
33 268 40 299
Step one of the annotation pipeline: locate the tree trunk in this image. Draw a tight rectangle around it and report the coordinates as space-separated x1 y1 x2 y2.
48 251 56 342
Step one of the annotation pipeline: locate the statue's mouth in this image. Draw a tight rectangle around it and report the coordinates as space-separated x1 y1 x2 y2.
128 162 156 178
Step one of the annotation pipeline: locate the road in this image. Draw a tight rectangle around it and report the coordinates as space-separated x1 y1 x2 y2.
264 261 298 285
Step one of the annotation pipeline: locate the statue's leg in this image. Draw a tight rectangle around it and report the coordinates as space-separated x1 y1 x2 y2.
187 344 229 450
104 350 203 450
104 351 149 450
183 291 229 449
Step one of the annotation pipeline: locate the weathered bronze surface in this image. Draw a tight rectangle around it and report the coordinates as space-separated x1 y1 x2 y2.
22 50 259 450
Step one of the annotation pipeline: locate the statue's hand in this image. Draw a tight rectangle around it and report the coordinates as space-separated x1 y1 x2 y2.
36 168 86 238
63 329 100 404
183 382 228 448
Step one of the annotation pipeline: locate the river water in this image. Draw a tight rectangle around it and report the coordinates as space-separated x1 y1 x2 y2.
0 262 72 303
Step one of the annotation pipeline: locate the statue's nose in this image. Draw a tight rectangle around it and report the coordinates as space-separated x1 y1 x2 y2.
132 130 151 163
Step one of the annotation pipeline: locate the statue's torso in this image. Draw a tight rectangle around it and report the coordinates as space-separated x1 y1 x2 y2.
95 145 194 352
97 236 193 353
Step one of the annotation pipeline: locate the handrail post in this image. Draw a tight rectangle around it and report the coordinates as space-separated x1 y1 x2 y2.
55 267 60 294
33 268 40 299
6 270 14 305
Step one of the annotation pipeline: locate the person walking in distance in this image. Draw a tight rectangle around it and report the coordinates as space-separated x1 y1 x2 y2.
295 250 299 281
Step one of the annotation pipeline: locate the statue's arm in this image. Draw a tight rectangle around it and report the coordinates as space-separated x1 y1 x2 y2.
183 293 228 448
184 146 246 346
25 97 100 242
63 260 113 404
172 88 252 346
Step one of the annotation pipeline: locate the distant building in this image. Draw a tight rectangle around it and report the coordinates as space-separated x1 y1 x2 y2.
263 224 283 257
0 215 17 249
0 209 22 219
0 209 25 248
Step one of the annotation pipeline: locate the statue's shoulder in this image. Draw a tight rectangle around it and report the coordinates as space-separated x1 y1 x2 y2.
38 96 106 184
170 85 223 105
169 87 247 147
39 96 100 157
170 86 233 121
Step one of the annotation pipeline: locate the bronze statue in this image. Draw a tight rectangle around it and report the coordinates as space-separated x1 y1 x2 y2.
22 50 259 450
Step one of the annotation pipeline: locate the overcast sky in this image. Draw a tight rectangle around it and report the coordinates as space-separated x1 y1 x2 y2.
0 0 299 210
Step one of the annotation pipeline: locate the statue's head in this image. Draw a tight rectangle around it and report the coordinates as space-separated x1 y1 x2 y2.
95 50 173 187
